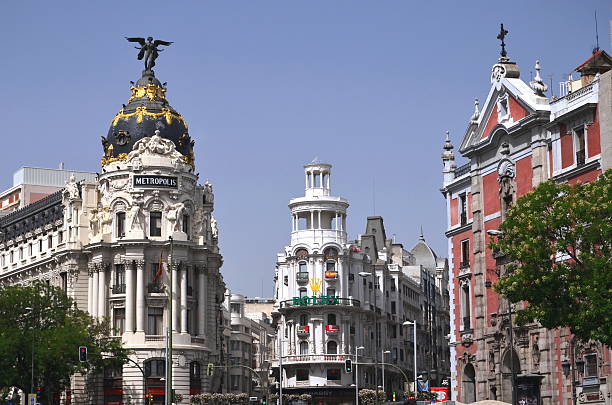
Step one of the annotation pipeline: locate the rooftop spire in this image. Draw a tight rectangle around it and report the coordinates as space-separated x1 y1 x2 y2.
497 23 509 61
419 226 425 241
530 60 548 96
443 130 453 151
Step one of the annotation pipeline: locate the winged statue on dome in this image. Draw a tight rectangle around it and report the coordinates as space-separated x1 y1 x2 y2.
125 36 173 71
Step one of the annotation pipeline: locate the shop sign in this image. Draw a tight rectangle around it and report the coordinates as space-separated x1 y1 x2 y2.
133 175 178 188
292 295 339 306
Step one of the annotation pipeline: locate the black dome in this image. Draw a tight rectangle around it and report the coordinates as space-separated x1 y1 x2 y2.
102 70 194 167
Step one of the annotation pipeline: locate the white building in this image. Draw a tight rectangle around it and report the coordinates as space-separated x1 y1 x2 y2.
272 162 451 405
0 67 227 405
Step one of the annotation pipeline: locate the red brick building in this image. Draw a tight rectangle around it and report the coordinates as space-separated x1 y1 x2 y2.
441 40 612 404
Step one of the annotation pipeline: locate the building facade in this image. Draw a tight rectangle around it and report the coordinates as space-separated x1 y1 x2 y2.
0 65 227 404
441 40 612 404
272 162 451 405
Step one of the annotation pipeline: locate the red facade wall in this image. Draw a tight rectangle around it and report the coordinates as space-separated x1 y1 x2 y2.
560 124 574 169
567 169 601 185
451 229 473 339
508 94 528 121
515 155 533 198
482 172 500 216
588 108 601 158
481 106 499 139
484 217 502 320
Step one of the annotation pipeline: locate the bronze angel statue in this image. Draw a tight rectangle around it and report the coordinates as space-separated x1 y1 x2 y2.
125 36 173 71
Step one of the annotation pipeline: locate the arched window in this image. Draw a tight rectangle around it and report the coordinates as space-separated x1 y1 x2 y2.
190 361 202 395
327 313 337 325
299 314 308 326
299 341 309 355
327 341 338 354
145 359 165 378
323 247 338 260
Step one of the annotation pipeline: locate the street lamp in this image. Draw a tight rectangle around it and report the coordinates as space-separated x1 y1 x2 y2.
25 307 35 397
358 271 380 404
402 321 417 392
356 346 365 405
487 229 516 405
381 350 391 396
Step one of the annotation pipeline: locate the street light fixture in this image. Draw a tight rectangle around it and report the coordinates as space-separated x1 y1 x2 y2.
358 271 380 404
381 350 391 396
402 321 417 392
25 307 35 397
356 346 365 405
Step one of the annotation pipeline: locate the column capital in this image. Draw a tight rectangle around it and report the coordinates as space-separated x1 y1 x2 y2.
135 259 146 270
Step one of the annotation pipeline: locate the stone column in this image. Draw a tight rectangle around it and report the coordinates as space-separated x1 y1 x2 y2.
87 265 94 315
197 266 207 336
125 260 135 333
91 266 99 318
172 263 179 332
98 264 107 318
136 260 145 333
180 265 188 334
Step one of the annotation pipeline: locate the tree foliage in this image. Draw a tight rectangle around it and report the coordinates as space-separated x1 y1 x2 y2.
0 281 130 402
492 170 612 345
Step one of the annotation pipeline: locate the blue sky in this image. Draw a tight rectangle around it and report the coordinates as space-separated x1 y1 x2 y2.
1 1 610 297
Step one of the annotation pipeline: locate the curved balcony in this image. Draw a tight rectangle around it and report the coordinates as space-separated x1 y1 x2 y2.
279 297 360 311
296 272 309 284
282 354 353 365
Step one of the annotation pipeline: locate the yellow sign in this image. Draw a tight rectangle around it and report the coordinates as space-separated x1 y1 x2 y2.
309 277 322 293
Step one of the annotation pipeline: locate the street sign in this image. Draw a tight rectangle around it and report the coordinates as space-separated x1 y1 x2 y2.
249 397 258 402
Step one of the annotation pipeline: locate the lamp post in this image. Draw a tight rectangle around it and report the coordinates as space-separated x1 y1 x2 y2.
402 321 417 393
381 350 390 396
487 229 516 405
356 346 365 405
358 271 379 404
561 337 581 405
25 306 35 396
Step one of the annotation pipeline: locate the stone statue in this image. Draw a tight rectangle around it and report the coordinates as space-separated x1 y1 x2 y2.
128 203 144 231
127 131 183 162
63 175 80 201
192 207 206 236
211 215 219 239
204 179 214 203
88 209 99 239
166 202 186 232
99 206 112 235
125 37 173 71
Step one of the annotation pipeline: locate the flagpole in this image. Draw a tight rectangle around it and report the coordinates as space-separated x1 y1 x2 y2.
166 236 174 405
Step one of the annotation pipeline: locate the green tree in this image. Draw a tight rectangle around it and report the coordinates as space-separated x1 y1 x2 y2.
492 169 612 345
0 281 130 403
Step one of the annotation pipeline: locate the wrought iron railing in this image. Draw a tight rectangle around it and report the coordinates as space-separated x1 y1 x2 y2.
279 297 360 309
455 163 471 177
147 282 165 293
111 284 126 294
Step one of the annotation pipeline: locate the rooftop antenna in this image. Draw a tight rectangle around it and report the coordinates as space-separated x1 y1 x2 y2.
548 74 554 98
372 177 376 215
594 10 600 51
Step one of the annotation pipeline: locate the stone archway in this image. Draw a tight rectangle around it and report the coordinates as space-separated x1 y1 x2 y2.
501 349 520 402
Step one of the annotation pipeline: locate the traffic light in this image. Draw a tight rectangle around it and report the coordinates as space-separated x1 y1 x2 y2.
344 359 353 373
261 396 267 405
145 394 153 405
207 363 214 376
79 346 87 362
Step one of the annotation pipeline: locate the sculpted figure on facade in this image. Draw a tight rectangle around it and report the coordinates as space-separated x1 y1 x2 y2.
166 202 186 232
88 209 100 240
99 206 113 235
128 202 144 231
192 206 206 236
204 179 214 203
211 215 219 239
127 130 184 162
63 174 80 202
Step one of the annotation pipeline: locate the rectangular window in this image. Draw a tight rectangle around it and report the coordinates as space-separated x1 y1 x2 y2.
230 303 241 314
113 308 125 335
575 127 586 166
459 193 468 225
391 301 396 314
147 307 164 335
116 212 126 237
48 236 52 249
60 272 68 292
187 309 192 334
296 369 309 382
19 247 23 260
10 251 14 263
149 211 162 237
461 239 470 267
115 264 125 286
326 288 336 296
584 353 598 377
299 262 307 272
326 369 341 381
39 239 43 253
28 244 33 256
182 214 190 235
299 288 307 298
58 231 63 244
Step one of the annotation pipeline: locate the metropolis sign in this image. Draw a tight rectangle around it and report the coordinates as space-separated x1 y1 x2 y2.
292 295 340 306
133 175 178 188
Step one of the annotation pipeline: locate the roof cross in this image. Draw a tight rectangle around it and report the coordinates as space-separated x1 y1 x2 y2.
497 23 509 59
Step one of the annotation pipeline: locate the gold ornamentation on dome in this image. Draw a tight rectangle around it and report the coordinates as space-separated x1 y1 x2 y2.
111 107 188 128
182 150 195 168
127 84 167 103
101 141 128 166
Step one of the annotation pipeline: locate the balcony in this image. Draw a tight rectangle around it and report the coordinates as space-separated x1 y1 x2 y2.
147 282 165 293
296 272 309 283
324 270 338 279
576 150 585 167
282 354 351 364
279 297 360 309
111 284 126 294
325 324 339 334
297 325 310 336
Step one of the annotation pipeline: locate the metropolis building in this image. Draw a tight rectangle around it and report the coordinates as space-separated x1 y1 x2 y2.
0 59 227 403
272 162 451 405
